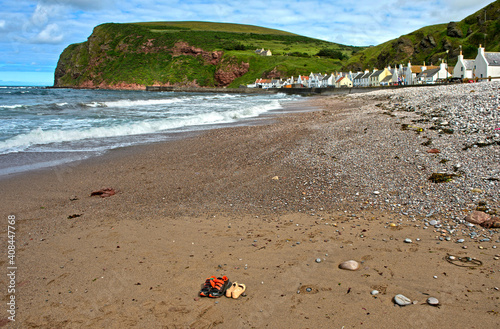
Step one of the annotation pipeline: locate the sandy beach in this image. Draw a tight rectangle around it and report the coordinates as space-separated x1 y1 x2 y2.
1 84 499 328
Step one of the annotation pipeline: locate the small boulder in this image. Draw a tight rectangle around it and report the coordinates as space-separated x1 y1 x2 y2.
465 211 490 225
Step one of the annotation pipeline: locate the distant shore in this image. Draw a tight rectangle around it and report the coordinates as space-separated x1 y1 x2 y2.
1 84 498 328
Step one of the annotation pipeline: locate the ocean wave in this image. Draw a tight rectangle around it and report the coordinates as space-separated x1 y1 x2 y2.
0 104 25 109
84 97 185 108
0 99 283 154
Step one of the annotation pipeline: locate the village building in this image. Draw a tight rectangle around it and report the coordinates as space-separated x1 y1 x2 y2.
416 61 450 84
321 73 336 87
453 49 474 79
473 45 500 79
255 48 272 56
359 69 373 87
308 72 324 88
370 67 391 86
335 75 352 88
296 75 309 87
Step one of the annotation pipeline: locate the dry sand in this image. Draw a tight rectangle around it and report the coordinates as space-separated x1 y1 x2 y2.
0 92 498 328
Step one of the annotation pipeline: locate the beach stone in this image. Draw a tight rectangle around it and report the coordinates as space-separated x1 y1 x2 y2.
429 220 439 226
394 294 412 306
427 297 440 306
465 211 490 225
315 258 322 263
404 238 412 243
457 239 465 243
339 260 360 271
371 290 379 295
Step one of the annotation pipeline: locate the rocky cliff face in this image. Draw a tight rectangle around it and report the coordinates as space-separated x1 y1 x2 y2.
54 24 249 89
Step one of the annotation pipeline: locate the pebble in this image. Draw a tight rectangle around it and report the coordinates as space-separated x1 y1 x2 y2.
427 297 440 306
339 260 360 271
371 290 379 295
429 220 439 226
404 238 412 243
457 239 465 243
393 294 412 306
306 287 312 292
315 258 322 263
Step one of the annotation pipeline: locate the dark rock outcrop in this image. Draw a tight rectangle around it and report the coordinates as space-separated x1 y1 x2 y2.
447 22 463 38
419 35 437 49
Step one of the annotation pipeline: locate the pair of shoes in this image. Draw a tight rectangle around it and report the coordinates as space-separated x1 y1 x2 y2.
225 282 246 299
199 276 231 298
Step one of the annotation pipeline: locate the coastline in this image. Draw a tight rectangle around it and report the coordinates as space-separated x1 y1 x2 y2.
1 86 498 328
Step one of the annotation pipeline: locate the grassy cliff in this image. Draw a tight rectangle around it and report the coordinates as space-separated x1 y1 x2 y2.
344 0 500 71
54 21 361 89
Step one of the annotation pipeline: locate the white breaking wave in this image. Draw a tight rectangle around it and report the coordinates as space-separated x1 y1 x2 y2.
0 104 24 109
84 97 185 108
0 100 282 154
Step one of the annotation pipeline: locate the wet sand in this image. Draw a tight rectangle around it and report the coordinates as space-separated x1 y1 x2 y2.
0 91 498 328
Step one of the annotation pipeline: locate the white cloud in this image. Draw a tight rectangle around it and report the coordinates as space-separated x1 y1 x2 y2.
31 23 64 44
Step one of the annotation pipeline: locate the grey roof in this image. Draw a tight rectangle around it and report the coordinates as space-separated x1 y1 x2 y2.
381 75 393 83
485 52 500 66
361 72 372 79
353 73 364 81
371 70 384 77
417 68 440 78
352 72 363 80
463 59 475 70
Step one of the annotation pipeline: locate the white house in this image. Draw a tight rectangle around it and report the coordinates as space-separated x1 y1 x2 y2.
416 62 450 84
254 78 273 88
353 70 369 87
321 73 336 87
474 45 500 79
453 50 474 79
255 48 272 56
296 75 310 87
308 72 324 87
360 69 373 87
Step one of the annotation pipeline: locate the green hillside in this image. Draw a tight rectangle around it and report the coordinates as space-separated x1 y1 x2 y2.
344 0 500 71
54 21 362 88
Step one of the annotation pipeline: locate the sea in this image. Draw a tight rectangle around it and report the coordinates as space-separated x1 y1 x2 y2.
0 86 301 177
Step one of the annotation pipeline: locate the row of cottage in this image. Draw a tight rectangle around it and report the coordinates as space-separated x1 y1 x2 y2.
249 45 500 89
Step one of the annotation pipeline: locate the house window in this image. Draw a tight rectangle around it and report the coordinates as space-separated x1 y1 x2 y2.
461 67 463 71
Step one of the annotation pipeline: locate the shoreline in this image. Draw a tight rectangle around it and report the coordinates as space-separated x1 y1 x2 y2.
0 93 314 181
1 85 498 328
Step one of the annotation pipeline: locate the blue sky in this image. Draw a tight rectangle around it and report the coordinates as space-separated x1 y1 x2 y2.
0 0 494 86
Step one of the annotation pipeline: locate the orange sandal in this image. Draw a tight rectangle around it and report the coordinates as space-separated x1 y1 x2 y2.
208 276 231 298
199 276 216 297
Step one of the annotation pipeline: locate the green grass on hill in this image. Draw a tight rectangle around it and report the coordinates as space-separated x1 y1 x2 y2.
56 21 362 87
134 21 299 35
